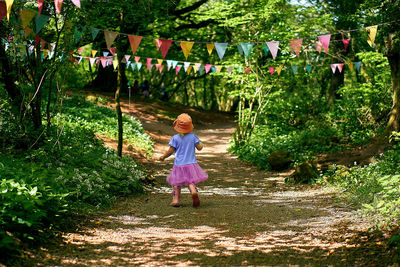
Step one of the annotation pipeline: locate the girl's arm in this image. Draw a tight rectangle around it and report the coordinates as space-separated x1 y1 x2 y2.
159 146 175 161
196 141 203 151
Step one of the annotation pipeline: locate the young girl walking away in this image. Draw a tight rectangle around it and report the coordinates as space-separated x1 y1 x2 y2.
159 113 208 207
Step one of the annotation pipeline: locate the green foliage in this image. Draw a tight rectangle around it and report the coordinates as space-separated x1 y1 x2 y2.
320 146 400 225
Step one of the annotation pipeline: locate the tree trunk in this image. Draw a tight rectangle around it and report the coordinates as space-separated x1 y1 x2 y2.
116 54 123 157
328 69 344 106
385 52 400 134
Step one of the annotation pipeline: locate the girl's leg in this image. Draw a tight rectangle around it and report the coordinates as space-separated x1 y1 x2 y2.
170 186 181 207
188 183 200 208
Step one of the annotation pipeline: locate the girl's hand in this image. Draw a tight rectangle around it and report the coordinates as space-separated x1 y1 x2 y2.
159 156 165 161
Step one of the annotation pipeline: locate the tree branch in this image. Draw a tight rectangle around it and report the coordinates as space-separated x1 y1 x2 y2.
172 0 208 17
175 19 215 31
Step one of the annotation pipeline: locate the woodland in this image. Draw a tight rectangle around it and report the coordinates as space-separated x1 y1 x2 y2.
1 0 400 265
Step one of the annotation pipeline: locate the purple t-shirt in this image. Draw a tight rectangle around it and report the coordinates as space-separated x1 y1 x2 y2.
169 133 200 166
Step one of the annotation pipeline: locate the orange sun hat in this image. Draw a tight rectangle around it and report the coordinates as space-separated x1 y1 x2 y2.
173 113 194 134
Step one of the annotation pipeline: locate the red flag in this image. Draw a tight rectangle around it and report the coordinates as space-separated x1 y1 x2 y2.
38 0 44 16
0 2 7 21
342 39 350 50
160 39 173 58
268 67 275 75
128 35 142 55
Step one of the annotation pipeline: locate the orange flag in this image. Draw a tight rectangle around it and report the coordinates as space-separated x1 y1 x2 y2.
128 35 142 55
20 9 35 28
104 30 119 49
54 0 63 14
180 41 194 59
290 38 303 58
276 66 283 75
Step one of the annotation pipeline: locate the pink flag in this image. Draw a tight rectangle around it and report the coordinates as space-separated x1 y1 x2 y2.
134 56 140 63
160 39 173 58
290 39 303 58
175 65 181 75
38 0 44 16
55 0 63 14
109 47 116 56
124 55 131 63
227 66 233 75
71 0 80 8
159 65 164 73
100 57 107 68
330 64 337 73
318 34 331 53
205 64 212 74
78 47 82 54
155 64 160 70
266 41 279 60
337 63 344 73
342 39 350 50
89 57 96 67
316 41 322 53
194 63 201 72
128 35 142 55
146 58 152 65
268 67 275 75
154 39 161 51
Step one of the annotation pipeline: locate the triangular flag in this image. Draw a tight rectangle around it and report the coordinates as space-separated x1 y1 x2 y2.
227 66 233 75
194 63 201 72
48 50 54 59
91 28 100 40
71 0 81 8
331 64 337 73
20 10 35 28
43 49 48 59
214 43 228 61
154 38 161 51
215 65 222 73
316 41 322 53
0 2 7 21
184 62 190 72
126 61 131 68
35 34 40 46
74 26 86 45
40 38 46 50
136 63 142 72
347 62 354 71
104 30 119 49
187 66 192 75
134 56 140 63
113 59 118 70
267 41 279 60
276 66 283 75
176 65 182 75
103 51 109 57
342 39 350 50
35 14 49 33
211 66 216 73
237 45 244 56
25 26 33 38
290 38 303 58
77 56 82 65
366 25 378 47
124 55 131 63
91 50 97 57
198 66 205 75
130 62 136 71
206 43 214 56
167 60 172 70
354 61 361 72
38 0 43 16
172 60 178 69
268 67 275 75
78 47 83 54
160 39 173 58
205 64 212 74
109 47 116 56
291 66 298 75
128 35 142 55
337 63 344 73
157 59 163 65
240 43 254 60
146 57 152 65
305 65 312 73
318 34 331 53
262 45 269 56
55 0 64 14
180 41 194 59
100 57 107 68
5 0 13 21
159 65 164 73
89 57 96 66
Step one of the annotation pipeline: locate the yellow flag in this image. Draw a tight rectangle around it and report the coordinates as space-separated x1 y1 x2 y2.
215 65 222 73
347 62 354 71
180 41 194 59
20 9 35 28
5 0 14 21
187 66 192 75
113 59 118 70
366 25 378 47
91 50 97 57
43 49 49 59
276 65 283 75
157 59 163 65
206 43 214 56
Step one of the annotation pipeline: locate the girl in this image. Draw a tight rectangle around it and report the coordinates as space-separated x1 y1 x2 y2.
159 113 208 208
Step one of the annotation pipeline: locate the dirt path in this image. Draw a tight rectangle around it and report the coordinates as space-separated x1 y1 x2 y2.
27 97 395 266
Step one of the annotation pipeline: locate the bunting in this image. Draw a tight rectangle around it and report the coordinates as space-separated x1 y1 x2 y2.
316 41 322 53
35 14 49 33
215 43 228 61
38 0 43 16
354 61 361 72
91 28 100 40
109 47 116 56
180 41 194 59
134 56 140 63
184 62 190 72
5 0 13 21
337 63 344 73
159 39 173 58
20 10 35 28
104 30 118 49
175 65 181 74
91 50 97 57
290 38 303 58
167 60 172 70
240 42 254 61
154 38 161 51
366 25 378 47
267 41 279 60
268 67 275 75
128 35 142 55
342 39 350 50
0 2 6 21
305 65 312 73
276 66 283 75
204 64 212 74
318 34 331 53
330 64 337 73
71 0 81 8
292 66 298 75
262 45 269 56
347 62 354 71
206 43 214 56
55 0 64 14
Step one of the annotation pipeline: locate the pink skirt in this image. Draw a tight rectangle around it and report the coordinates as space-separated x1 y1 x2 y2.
166 163 208 187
